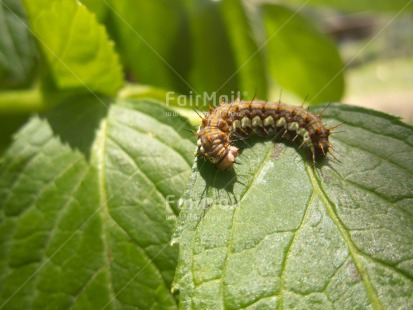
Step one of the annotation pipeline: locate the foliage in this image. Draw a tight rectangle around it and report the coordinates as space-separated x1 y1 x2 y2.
0 0 412 309
174 104 413 309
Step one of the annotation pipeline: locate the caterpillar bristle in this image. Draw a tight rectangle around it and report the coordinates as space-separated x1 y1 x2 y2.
278 89 283 103
183 128 197 135
298 140 306 150
319 142 326 156
301 94 309 108
193 108 206 120
328 149 340 162
329 144 339 154
328 122 344 131
317 102 333 118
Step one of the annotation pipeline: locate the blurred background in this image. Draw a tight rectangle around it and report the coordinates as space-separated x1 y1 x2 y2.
314 5 413 123
251 0 413 122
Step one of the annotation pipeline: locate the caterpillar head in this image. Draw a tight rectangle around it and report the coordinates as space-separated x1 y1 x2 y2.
216 145 239 170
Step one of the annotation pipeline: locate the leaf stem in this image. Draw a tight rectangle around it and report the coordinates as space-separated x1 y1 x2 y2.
0 87 45 114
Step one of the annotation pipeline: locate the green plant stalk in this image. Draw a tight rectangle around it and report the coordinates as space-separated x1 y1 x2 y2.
0 87 45 114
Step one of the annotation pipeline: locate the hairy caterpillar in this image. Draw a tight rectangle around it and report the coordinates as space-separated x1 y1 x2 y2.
196 99 334 170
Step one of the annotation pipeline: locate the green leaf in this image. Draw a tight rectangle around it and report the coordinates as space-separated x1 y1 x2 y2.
109 0 190 93
0 0 37 89
23 0 123 96
0 97 195 309
263 4 344 103
109 0 264 99
183 0 239 96
219 0 267 99
173 103 413 309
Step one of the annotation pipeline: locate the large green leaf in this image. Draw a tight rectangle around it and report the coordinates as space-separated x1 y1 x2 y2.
109 0 190 93
108 0 262 99
183 0 239 97
173 103 413 309
0 0 37 89
0 97 195 309
219 0 267 99
23 0 123 96
263 4 344 103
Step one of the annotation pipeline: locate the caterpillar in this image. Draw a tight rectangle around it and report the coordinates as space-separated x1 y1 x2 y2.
196 98 334 170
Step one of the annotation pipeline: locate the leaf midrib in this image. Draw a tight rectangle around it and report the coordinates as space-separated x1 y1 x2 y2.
216 143 276 307
96 118 117 309
306 164 383 310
